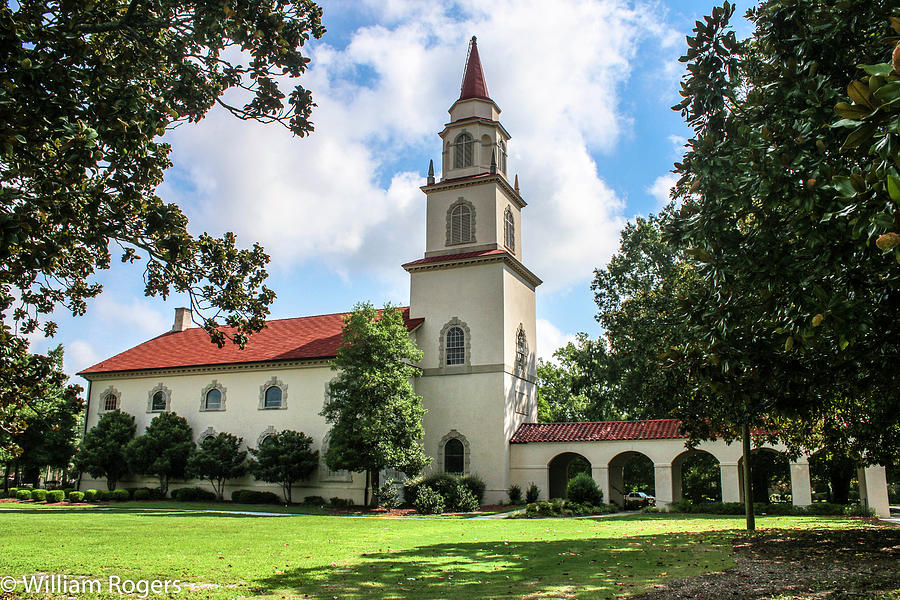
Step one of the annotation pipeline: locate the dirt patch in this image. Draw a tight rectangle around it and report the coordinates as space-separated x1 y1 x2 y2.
631 524 900 600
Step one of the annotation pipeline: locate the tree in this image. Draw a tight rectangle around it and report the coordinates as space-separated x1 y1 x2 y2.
0 0 326 433
74 410 136 490
186 432 247 501
247 430 317 503
321 303 430 505
126 412 194 494
667 0 900 528
537 335 619 422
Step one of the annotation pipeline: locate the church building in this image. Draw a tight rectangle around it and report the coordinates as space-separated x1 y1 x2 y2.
79 39 891 516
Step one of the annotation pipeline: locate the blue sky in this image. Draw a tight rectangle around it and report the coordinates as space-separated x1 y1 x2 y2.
30 0 756 383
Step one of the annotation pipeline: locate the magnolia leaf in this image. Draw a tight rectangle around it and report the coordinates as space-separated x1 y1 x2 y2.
834 102 871 120
888 175 900 202
891 16 900 35
847 80 876 109
830 176 857 198
784 336 794 351
841 124 876 150
860 63 893 77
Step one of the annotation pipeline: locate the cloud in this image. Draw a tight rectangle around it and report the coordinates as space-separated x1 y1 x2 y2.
92 296 171 337
647 173 678 209
160 0 678 291
63 340 101 379
536 318 577 362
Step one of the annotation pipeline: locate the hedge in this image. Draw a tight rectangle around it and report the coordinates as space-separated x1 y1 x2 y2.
31 489 48 502
231 490 281 504
68 491 85 502
172 487 217 502
15 489 32 501
46 490 66 503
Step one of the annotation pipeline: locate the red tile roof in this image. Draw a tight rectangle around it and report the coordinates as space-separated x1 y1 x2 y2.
80 308 424 376
402 249 507 268
459 36 490 101
510 420 685 443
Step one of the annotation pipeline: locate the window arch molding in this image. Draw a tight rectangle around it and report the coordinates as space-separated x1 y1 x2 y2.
146 383 172 413
257 426 277 447
439 318 472 367
504 206 515 251
453 131 475 168
438 430 471 475
446 197 476 246
319 431 352 482
200 380 227 412
258 376 288 410
99 386 121 413
199 426 217 444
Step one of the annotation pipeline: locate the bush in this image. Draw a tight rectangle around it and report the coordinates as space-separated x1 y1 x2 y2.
805 502 846 516
16 489 32 501
413 486 445 515
525 482 540 504
31 489 48 502
459 474 485 505
508 484 522 504
112 489 130 501
566 473 603 506
844 504 875 517
231 489 281 504
418 473 459 499
83 489 100 502
448 484 479 512
171 487 216 502
131 488 151 501
46 490 66 503
99 490 116 501
329 497 353 508
374 481 401 509
63 488 76 498
302 495 326 505
68 491 85 502
536 500 555 516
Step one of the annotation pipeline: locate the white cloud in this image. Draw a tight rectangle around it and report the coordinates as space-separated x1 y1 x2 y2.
63 340 101 379
647 173 678 208
92 296 170 337
536 318 577 362
161 0 678 291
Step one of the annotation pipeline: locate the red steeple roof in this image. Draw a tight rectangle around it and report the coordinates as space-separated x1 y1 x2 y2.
459 36 490 101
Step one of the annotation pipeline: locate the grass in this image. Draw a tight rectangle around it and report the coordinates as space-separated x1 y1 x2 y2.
0 506 867 599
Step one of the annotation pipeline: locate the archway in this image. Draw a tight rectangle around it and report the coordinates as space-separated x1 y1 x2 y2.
738 448 790 503
808 449 858 504
673 449 722 503
548 453 591 500
608 451 655 507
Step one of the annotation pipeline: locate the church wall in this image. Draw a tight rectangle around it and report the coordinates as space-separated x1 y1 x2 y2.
493 187 523 262
424 183 500 256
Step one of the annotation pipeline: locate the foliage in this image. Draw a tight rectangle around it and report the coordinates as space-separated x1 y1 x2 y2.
525 482 540 504
15 489 31 501
186 432 247 500
413 486 445 515
328 497 353 508
112 488 130 501
302 495 326 505
459 474 485 505
680 452 722 503
67 491 84 502
448 484 479 513
322 303 429 505
74 410 135 490
536 335 616 422
30 488 47 502
373 480 401 509
125 412 194 494
521 499 617 518
82 489 100 502
507 484 523 504
248 430 317 503
566 472 603 506
1 0 326 431
230 489 281 505
172 487 217 502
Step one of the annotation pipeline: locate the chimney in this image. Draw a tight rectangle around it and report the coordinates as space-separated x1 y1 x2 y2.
172 307 192 332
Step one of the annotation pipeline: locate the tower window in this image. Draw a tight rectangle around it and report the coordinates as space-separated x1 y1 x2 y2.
499 140 507 173
444 438 465 474
263 385 283 409
446 327 465 365
103 393 118 411
204 388 222 410
447 199 475 245
453 132 474 168
504 206 515 251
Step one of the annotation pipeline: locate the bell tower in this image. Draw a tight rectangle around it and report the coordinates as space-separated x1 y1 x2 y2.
404 37 541 503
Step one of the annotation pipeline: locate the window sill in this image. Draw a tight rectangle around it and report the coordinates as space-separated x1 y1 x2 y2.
258 405 287 410
199 407 226 412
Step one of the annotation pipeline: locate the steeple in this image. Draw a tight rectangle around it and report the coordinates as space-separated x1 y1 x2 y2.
459 36 490 101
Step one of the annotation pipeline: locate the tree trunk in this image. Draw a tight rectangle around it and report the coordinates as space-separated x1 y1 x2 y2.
3 463 9 494
364 470 370 507
286 482 292 504
107 478 116 491
371 469 380 506
742 422 755 532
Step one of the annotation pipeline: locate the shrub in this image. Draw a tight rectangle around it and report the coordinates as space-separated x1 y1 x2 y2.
805 502 846 516
68 491 85 502
448 484 479 512
112 489 130 501
46 490 66 503
536 500 555 516
374 481 401 509
302 495 326 505
83 489 100 502
329 497 353 508
459 474 485 505
414 486 445 515
63 488 76 498
566 473 603 506
31 489 48 502
171 487 216 502
231 489 282 505
525 482 540 504
508 484 522 504
99 490 115 501
844 504 875 517
418 473 459 499
131 488 151 501
16 489 32 501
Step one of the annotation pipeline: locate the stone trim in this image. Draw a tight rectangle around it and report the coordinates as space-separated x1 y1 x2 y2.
403 252 542 288
258 376 288 410
438 317 472 368
80 357 333 382
199 426 216 443
319 432 352 482
98 386 121 413
257 426 276 447
446 197 476 246
438 430 471 475
504 206 515 251
146 383 172 413
200 380 227 412
421 173 526 210
515 323 528 373
420 363 537 383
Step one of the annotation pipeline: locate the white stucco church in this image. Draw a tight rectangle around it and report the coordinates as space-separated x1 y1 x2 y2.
79 39 891 517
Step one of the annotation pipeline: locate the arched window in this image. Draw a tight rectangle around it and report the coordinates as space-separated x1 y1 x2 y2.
204 388 222 410
264 386 282 409
499 140 507 173
446 327 465 365
151 391 167 411
103 393 118 411
453 132 474 168
516 326 528 369
504 206 515 251
444 439 465 474
449 202 473 244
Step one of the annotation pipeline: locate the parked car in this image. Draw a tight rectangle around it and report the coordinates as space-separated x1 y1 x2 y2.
624 491 655 509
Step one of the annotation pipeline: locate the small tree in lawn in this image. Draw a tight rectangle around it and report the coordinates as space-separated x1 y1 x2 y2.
186 433 247 501
321 302 430 506
74 410 136 491
248 430 318 503
126 412 194 495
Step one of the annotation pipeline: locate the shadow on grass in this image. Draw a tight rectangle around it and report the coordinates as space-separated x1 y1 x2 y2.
248 529 738 600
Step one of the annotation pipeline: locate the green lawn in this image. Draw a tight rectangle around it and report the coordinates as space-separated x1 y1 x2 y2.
0 507 865 599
